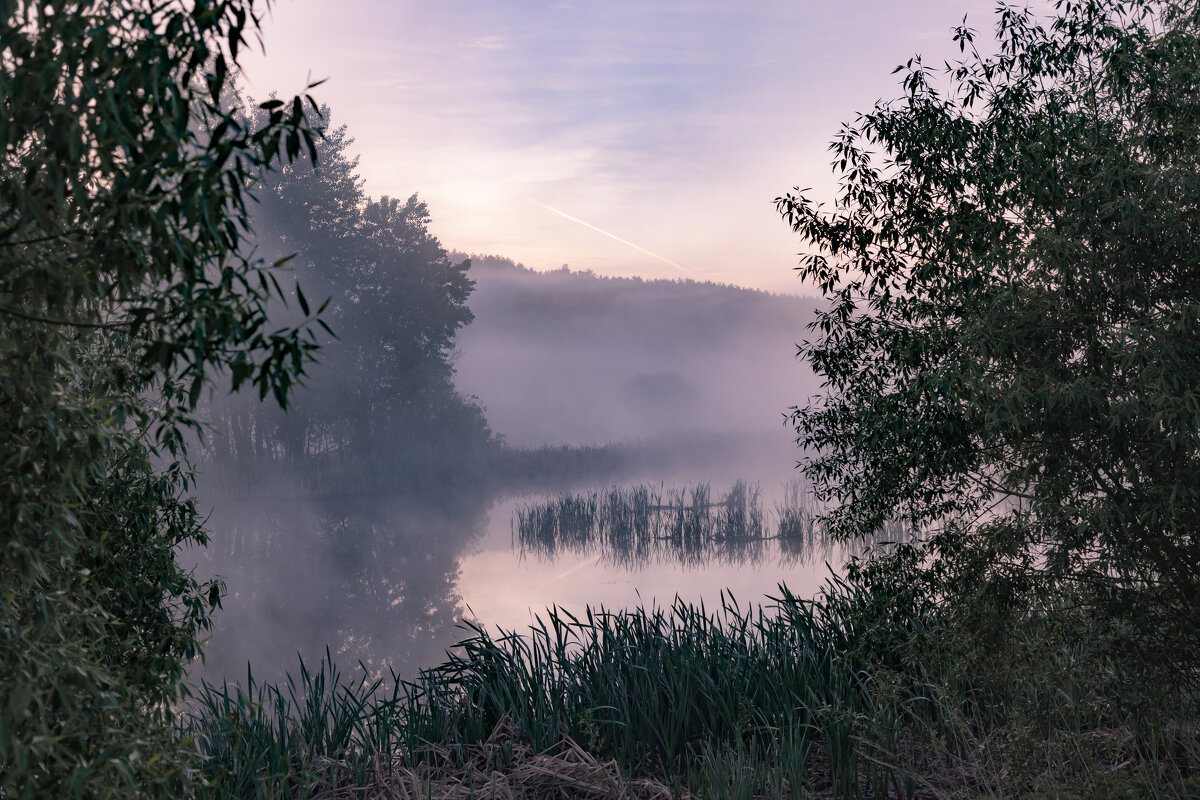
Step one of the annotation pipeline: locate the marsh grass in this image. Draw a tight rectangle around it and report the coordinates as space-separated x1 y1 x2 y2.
185 582 906 798
185 487 1192 800
515 481 774 568
185 576 1200 799
774 477 832 565
516 478 912 568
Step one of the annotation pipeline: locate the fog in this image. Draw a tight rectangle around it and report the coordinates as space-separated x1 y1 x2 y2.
188 249 824 683
185 128 826 683
455 254 820 451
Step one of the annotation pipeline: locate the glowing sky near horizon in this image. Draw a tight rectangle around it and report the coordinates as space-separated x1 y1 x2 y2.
240 1 1009 294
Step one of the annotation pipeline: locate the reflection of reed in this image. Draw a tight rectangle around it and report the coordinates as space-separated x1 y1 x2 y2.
774 477 832 564
775 477 915 562
514 478 915 569
515 482 768 569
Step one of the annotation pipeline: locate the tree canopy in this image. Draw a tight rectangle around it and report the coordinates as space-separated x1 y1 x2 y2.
199 107 490 489
777 0 1200 686
1 1 324 795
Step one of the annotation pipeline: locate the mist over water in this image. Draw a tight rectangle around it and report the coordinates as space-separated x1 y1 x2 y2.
454 255 819 447
187 491 488 681
188 246 831 685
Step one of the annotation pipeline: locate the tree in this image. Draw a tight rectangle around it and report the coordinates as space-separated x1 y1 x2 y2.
777 0 1200 688
202 109 488 478
1 1 324 795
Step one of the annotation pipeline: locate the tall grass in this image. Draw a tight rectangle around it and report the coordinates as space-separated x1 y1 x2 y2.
515 481 774 568
185 579 941 798
774 477 832 564
186 651 412 799
184 573 1200 799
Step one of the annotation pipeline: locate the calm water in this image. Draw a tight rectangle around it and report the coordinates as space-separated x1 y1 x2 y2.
459 488 840 637
188 444 856 684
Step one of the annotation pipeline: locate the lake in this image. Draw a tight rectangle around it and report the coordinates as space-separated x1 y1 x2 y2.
186 436 873 685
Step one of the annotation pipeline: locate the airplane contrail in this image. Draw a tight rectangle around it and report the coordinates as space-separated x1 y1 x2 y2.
539 203 689 274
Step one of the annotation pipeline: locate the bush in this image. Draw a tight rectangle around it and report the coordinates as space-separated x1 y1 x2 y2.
1 1 324 794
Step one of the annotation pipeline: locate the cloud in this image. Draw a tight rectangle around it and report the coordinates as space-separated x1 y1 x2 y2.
242 0 1000 292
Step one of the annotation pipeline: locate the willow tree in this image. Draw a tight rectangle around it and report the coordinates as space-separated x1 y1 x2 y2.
1 1 324 796
778 0 1200 685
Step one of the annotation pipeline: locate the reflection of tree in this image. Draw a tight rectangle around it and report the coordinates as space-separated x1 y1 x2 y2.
188 492 489 683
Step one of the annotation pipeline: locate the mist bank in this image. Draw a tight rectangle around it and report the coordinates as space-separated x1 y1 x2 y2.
197 248 821 503
189 248 818 682
194 430 781 504
454 254 820 451
194 106 819 506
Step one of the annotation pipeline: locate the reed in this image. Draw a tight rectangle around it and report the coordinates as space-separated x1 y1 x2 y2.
184 574 1200 799
184 578 943 798
515 481 777 568
514 478 914 569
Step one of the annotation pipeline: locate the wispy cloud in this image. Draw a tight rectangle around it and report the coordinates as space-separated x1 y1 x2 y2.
243 0 1001 292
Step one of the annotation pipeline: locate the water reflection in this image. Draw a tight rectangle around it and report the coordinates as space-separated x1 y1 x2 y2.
187 475 914 686
188 490 489 683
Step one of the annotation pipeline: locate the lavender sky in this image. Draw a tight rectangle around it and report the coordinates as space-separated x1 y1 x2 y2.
241 1 1009 294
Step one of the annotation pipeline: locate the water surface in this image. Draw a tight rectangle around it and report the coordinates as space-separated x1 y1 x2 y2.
188 444 862 684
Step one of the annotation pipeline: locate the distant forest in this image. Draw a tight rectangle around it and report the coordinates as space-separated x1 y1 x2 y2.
456 254 818 450
457 253 814 349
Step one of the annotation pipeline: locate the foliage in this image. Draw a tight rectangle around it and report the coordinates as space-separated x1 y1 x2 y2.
776 0 1200 691
200 108 491 477
0 0 324 795
185 579 1200 799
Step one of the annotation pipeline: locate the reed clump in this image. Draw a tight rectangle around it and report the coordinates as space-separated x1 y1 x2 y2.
515 481 773 568
185 582 895 798
516 479 912 568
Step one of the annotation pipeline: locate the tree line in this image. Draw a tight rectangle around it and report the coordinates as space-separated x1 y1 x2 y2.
197 108 494 496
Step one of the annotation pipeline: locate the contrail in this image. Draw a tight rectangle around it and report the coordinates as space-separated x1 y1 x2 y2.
539 203 689 274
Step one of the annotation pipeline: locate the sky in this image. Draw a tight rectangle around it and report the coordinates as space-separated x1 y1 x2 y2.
240 1 1005 295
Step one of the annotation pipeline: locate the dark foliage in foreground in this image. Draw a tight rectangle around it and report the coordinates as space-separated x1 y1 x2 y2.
186 579 1200 799
1 1 325 796
778 0 1200 702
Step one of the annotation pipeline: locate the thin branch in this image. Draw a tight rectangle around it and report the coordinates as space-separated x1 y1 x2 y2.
2 231 77 247
0 305 131 330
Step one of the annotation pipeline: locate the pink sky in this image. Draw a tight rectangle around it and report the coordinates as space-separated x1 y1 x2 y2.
242 1 1015 294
